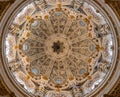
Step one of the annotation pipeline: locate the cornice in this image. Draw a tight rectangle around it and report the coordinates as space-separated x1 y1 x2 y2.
0 0 15 21
0 74 16 97
104 0 120 21
0 0 16 96
103 0 120 97
109 77 120 96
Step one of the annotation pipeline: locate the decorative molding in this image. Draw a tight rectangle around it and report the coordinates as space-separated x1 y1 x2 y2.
105 0 120 21
0 74 16 97
103 1 120 97
104 79 120 97
0 0 16 92
104 94 114 97
108 77 120 97
0 75 9 96
0 0 15 21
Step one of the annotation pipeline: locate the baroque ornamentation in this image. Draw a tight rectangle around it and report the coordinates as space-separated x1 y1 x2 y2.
3 0 116 97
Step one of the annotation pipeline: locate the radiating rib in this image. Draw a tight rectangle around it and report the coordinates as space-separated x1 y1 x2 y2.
36 28 49 38
63 60 74 78
43 60 54 78
71 33 89 44
44 17 54 34
30 52 46 62
71 46 88 49
40 57 49 65
58 17 61 33
63 18 73 34
29 33 45 43
71 51 88 61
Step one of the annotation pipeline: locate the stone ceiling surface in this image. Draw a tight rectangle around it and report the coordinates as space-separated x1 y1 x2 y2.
0 0 119 97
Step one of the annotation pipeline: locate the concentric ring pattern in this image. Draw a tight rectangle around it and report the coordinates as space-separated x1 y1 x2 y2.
4 0 115 97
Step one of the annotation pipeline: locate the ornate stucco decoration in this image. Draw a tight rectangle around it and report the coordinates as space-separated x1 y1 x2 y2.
0 0 120 97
